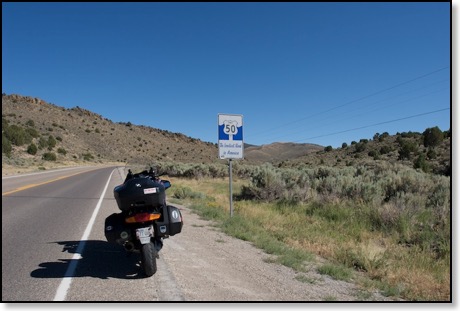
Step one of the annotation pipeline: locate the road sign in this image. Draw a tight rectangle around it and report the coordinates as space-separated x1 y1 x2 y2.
218 114 243 159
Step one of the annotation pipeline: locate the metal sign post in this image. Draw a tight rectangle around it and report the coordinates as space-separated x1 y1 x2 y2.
218 114 243 217
228 159 233 217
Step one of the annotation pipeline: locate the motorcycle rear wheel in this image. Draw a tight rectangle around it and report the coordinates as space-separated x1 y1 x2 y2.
140 242 157 277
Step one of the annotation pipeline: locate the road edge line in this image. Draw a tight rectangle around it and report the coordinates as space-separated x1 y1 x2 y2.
53 169 115 301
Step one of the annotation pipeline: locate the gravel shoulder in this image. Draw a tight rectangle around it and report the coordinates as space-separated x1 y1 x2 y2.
160 202 393 302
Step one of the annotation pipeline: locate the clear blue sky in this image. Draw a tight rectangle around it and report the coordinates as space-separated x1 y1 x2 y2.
2 2 451 148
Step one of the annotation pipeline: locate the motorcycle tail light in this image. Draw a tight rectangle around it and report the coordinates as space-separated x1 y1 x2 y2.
125 213 161 223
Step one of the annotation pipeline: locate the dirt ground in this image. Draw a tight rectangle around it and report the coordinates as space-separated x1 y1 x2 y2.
159 202 396 301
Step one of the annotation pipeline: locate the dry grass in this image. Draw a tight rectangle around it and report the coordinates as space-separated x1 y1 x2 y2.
171 177 451 301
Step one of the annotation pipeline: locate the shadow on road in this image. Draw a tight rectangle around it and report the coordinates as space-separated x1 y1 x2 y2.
30 240 146 279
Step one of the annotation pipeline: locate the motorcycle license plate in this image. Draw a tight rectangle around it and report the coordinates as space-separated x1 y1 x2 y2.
136 227 152 244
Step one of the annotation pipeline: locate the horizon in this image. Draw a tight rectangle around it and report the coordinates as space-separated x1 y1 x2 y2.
1 91 451 148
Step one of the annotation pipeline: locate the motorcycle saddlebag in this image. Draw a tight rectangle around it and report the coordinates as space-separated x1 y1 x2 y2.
104 213 128 244
114 177 166 211
154 205 183 237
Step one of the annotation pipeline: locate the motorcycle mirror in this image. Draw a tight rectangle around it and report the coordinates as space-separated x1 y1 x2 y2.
162 180 171 189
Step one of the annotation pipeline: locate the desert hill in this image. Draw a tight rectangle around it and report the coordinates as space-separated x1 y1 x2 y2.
2 94 319 167
2 94 218 165
2 94 450 176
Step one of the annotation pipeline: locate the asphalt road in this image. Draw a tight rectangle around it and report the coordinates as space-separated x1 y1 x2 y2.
2 166 184 301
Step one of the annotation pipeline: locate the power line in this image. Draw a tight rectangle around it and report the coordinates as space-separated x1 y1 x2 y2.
247 66 449 139
267 83 449 142
292 107 450 143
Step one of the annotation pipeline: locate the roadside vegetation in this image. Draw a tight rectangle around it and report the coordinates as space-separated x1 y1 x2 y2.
161 161 450 301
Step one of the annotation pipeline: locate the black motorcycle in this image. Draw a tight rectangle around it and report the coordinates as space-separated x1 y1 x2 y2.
104 167 183 276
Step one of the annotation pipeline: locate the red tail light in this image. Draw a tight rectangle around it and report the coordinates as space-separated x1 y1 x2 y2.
125 213 161 224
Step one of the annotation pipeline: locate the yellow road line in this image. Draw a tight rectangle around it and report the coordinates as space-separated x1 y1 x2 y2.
2 170 91 196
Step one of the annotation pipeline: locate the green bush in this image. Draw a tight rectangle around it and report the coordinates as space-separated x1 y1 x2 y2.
38 136 48 149
57 147 67 155
2 133 12 156
3 124 32 146
398 140 418 160
354 142 367 153
423 126 444 147
25 127 40 138
173 186 205 200
82 153 94 161
380 145 392 155
27 143 38 155
243 164 285 201
2 117 10 131
414 154 430 172
47 135 57 150
42 152 57 161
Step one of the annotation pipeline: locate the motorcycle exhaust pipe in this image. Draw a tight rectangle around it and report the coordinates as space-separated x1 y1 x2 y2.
124 241 135 252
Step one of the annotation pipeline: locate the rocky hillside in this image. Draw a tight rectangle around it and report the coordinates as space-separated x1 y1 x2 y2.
2 94 219 166
2 94 325 168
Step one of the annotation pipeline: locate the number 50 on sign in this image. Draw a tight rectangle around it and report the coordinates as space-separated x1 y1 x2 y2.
218 114 243 159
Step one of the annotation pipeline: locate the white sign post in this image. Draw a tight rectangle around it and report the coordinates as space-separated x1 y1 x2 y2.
218 114 243 217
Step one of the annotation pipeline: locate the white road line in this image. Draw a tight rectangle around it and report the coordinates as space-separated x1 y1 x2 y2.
53 169 115 301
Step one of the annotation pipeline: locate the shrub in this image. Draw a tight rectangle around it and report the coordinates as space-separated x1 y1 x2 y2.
354 142 367 153
378 132 389 142
398 140 418 160
423 126 444 147
2 133 12 156
368 150 379 157
47 135 56 150
3 124 32 146
380 145 392 155
246 164 285 201
38 136 48 149
57 147 67 155
427 148 437 160
2 117 10 131
25 127 40 138
82 153 94 161
414 154 429 172
173 186 205 200
42 152 57 161
27 143 38 155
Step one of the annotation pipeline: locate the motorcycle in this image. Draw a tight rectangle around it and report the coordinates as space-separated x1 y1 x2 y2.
104 167 183 277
